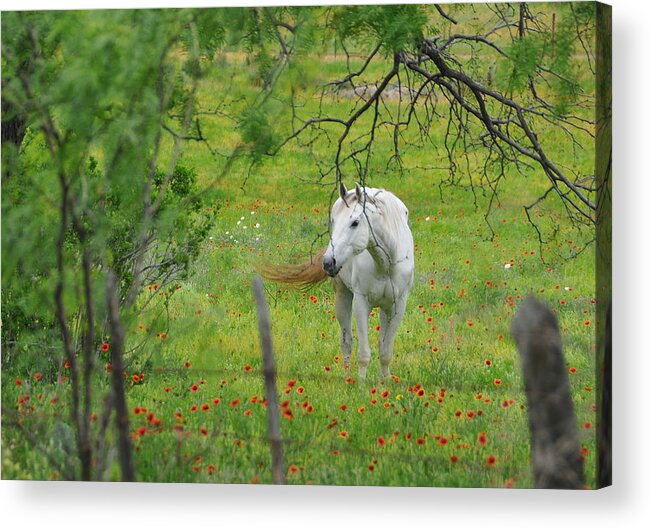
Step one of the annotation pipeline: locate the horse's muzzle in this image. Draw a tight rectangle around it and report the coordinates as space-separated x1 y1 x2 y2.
323 255 339 277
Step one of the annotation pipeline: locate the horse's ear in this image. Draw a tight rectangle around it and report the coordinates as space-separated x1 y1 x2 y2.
355 183 363 202
339 182 347 200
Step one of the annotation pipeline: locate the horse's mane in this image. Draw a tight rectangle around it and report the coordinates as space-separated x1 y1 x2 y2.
334 187 410 251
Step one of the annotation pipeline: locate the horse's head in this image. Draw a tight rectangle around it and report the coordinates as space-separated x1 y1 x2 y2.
323 183 376 277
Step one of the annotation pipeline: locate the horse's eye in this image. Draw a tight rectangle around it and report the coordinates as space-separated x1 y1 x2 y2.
351 219 359 228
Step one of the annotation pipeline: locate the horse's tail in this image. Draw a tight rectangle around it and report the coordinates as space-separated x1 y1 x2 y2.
258 248 329 291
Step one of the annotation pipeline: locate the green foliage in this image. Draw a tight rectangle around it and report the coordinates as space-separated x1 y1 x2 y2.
548 8 588 115
239 107 276 162
332 4 428 53
496 35 545 94
1 8 217 354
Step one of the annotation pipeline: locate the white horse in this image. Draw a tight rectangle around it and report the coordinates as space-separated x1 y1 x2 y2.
263 183 414 379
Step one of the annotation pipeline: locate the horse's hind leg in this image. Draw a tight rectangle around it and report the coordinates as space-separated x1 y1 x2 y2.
379 295 408 379
334 281 353 370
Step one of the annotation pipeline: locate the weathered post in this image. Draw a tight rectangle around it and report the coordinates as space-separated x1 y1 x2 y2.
253 276 286 484
511 296 584 489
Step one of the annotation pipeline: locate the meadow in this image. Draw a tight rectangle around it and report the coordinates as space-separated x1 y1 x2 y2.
2 7 598 488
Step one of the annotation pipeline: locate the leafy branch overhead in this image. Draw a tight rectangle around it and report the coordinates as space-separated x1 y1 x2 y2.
223 3 597 244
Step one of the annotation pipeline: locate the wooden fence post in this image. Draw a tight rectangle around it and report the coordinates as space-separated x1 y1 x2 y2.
253 276 286 485
511 296 584 489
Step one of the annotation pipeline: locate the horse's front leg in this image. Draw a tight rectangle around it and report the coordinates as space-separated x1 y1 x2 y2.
379 295 408 379
334 282 354 370
353 295 372 379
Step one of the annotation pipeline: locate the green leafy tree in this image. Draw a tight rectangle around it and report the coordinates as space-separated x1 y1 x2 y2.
1 9 218 480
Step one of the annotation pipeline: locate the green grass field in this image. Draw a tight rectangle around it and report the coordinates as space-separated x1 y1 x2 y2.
2 11 598 487
3 156 597 487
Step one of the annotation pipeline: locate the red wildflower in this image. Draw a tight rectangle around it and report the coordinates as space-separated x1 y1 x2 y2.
450 455 458 463
377 436 386 447
136 426 147 436
381 390 390 399
191 384 199 393
289 465 299 474
486 455 497 466
230 399 240 408
244 365 252 372
190 405 198 412
438 437 448 446
16 379 22 386
339 404 347 411
33 373 43 382
200 427 209 436
101 342 110 352
339 430 348 439
201 403 210 412
494 379 502 387
569 367 577 374
478 432 488 446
